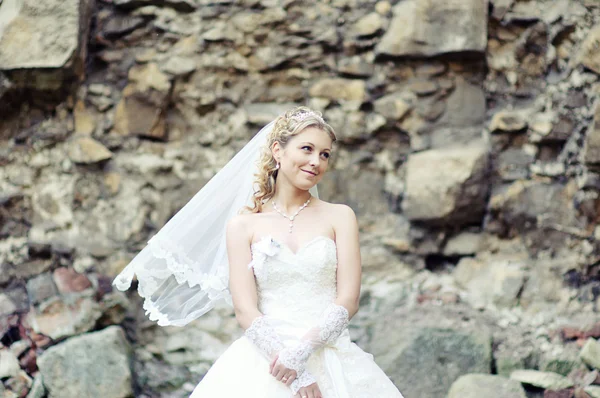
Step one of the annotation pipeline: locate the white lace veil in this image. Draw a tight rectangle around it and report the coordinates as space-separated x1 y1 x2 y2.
113 119 318 326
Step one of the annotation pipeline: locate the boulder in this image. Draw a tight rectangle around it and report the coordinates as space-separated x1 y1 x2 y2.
309 78 366 102
0 0 94 90
67 136 113 164
453 257 527 308
448 374 527 398
581 338 600 370
37 326 133 398
584 104 600 164
578 24 600 75
376 0 487 57
401 143 490 226
114 63 172 140
374 327 492 398
510 370 574 390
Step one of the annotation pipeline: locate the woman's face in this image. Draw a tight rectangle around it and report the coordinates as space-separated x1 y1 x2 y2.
273 127 333 190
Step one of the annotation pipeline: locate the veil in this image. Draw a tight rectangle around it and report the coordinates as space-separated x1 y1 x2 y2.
113 120 318 326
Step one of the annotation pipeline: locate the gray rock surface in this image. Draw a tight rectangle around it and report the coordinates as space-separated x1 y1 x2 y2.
447 374 527 398
37 326 133 398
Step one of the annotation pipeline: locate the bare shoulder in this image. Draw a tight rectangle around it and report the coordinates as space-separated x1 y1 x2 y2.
315 200 357 224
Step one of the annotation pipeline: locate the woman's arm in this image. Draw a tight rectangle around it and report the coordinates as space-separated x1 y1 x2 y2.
226 215 262 329
332 204 362 319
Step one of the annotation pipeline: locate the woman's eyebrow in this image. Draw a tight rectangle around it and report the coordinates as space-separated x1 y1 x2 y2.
300 142 332 151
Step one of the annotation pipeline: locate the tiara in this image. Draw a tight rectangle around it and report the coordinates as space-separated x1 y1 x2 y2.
291 110 325 125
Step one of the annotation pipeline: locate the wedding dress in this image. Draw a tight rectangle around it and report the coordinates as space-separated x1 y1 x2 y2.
190 235 404 398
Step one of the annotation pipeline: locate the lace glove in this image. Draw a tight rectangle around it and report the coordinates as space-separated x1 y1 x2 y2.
278 303 349 393
244 315 285 361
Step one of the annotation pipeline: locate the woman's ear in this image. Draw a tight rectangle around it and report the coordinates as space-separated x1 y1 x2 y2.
271 141 281 163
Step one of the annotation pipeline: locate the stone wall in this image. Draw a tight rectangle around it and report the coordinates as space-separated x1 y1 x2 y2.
1 0 600 397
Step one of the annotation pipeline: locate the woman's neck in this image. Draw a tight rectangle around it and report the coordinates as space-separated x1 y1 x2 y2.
270 189 312 214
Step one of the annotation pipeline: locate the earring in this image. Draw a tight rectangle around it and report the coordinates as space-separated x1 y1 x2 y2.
275 162 280 170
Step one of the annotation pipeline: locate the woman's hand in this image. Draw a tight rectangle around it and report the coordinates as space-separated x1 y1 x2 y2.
294 382 322 398
269 354 297 387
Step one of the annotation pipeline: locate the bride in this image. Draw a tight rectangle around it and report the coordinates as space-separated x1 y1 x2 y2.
114 107 404 398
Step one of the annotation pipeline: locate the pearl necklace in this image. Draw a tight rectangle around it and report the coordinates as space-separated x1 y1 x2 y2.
272 197 311 233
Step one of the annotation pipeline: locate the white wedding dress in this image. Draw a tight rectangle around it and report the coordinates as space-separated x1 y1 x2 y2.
190 235 404 398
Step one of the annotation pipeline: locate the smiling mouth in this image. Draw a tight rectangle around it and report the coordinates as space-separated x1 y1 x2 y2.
302 169 317 176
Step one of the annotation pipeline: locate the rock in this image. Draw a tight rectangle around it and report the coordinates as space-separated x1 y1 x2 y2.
448 374 527 398
73 100 96 135
161 56 197 76
454 257 526 308
5 370 32 395
578 25 600 75
0 293 17 316
540 345 583 376
401 143 490 226
443 232 483 256
337 56 374 77
584 104 600 164
37 326 133 398
0 349 20 379
581 339 600 370
309 78 366 102
497 148 535 181
101 14 148 39
375 327 492 398
376 0 487 57
352 12 384 37
26 272 58 305
30 296 102 340
114 63 171 140
439 78 486 127
52 267 92 294
489 110 528 133
243 102 298 125
409 80 438 96
510 370 574 390
495 341 538 377
0 0 94 90
67 136 113 164
586 386 600 398
26 374 45 398
373 92 413 120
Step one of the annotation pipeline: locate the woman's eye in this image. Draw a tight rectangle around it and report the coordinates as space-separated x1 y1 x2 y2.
302 146 312 151
322 153 330 159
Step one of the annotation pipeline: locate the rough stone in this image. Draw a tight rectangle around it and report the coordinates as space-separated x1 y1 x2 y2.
401 143 489 226
352 12 384 37
510 370 574 390
584 104 600 164
377 0 488 57
30 296 102 340
374 327 492 398
373 92 413 120
578 24 600 75
26 374 46 398
586 386 600 398
52 267 92 294
454 257 527 308
26 272 58 305
581 338 600 370
448 374 527 398
113 0 197 12
114 63 171 139
309 78 366 102
37 326 133 398
443 232 483 256
0 349 20 379
0 0 94 90
490 110 528 133
67 136 113 164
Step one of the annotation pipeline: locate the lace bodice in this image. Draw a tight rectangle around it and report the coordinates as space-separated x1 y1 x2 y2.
250 235 338 326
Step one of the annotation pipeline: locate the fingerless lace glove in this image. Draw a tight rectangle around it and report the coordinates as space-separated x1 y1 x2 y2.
244 315 285 361
278 303 349 393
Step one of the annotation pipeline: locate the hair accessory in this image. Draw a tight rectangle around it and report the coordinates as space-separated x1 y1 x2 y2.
291 110 325 125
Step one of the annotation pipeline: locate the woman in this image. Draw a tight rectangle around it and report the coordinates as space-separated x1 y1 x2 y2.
114 107 403 398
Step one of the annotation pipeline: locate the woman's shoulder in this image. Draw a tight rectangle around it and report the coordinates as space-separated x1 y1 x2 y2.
314 200 356 220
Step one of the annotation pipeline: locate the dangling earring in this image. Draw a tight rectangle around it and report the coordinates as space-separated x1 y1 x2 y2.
275 162 280 170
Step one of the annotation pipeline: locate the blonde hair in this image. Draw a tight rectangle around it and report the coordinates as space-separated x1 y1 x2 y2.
245 106 336 213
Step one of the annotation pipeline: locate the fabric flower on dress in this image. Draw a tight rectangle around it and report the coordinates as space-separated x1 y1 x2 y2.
248 236 281 271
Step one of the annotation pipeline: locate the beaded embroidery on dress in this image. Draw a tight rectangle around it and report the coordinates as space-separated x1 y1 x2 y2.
190 236 404 398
